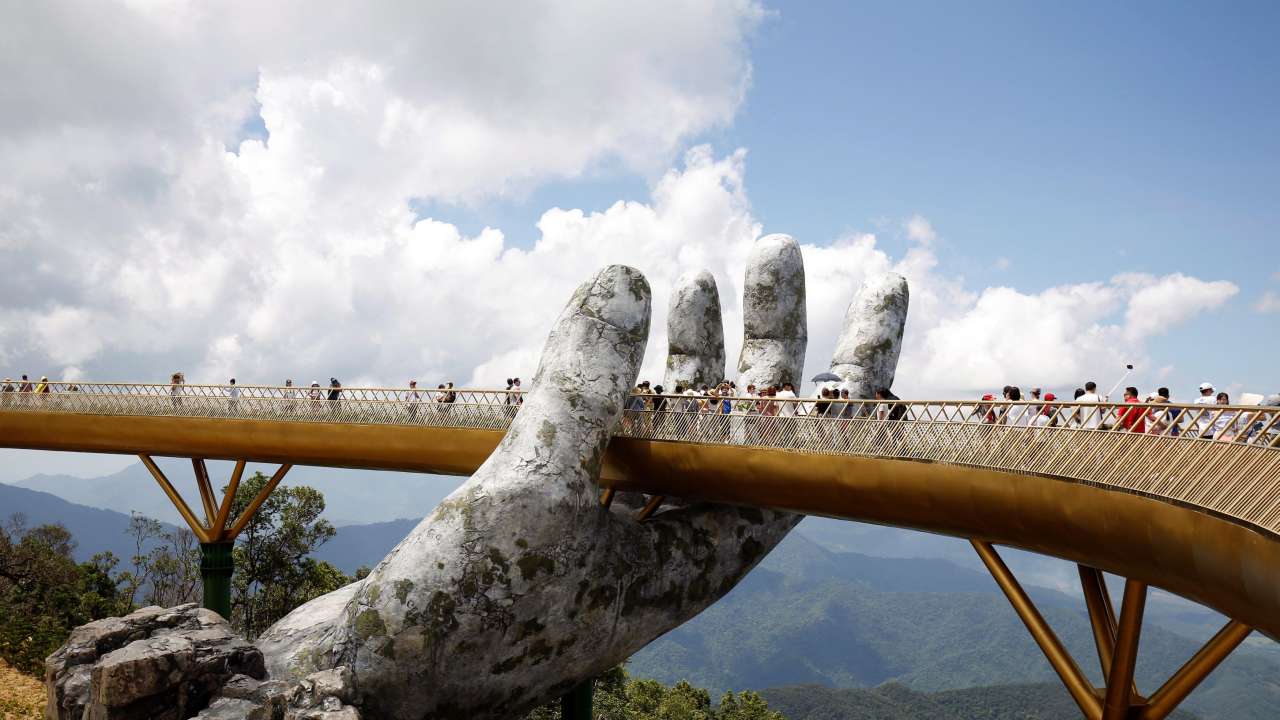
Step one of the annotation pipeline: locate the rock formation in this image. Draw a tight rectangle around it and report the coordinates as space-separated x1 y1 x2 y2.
47 236 911 720
45 604 265 720
737 234 807 389
830 272 909 398
664 270 726 390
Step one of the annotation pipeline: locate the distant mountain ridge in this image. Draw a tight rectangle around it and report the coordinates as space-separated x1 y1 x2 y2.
625 530 1280 720
11 460 463 526
0 483 177 563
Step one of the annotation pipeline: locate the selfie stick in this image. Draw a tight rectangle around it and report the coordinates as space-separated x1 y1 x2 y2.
1104 364 1135 401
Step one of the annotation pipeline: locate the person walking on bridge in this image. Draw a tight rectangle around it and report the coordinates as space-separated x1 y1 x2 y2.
327 378 342 416
1194 382 1217 437
18 374 32 393
1118 387 1146 433
169 372 185 409
405 380 421 421
227 378 240 415
1076 381 1103 429
308 380 323 416
283 379 297 414
1 378 13 408
35 376 50 394
1211 391 1243 441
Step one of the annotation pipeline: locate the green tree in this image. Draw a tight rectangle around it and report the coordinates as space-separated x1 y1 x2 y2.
229 472 349 638
525 666 785 720
117 512 201 608
0 515 128 674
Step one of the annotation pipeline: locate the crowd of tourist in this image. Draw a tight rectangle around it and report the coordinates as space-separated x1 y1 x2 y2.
3 370 1277 447
613 377 1279 447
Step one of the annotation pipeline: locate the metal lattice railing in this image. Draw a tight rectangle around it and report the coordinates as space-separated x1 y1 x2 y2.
0 382 522 431
3 382 1280 534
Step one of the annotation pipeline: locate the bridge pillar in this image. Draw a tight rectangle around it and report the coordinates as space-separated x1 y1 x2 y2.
561 680 593 719
200 541 235 620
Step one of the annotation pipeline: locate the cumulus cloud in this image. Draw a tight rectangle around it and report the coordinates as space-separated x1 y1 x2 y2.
0 2 1242 406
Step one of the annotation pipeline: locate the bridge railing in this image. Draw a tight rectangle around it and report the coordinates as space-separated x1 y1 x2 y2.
4 382 1279 532
615 396 1280 535
0 382 523 431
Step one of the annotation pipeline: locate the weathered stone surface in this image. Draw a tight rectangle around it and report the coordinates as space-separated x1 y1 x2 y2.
94 635 194 705
664 269 726 389
830 272 909 398
45 604 264 720
188 667 360 720
255 264 801 719
196 697 264 720
737 233 807 389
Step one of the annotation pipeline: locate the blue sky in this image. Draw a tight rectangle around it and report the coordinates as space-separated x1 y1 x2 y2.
427 0 1279 397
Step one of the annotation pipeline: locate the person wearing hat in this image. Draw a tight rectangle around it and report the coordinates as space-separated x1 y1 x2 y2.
35 376 50 394
1 378 13 408
1033 392 1058 428
973 393 997 424
1194 382 1217 437
405 380 421 420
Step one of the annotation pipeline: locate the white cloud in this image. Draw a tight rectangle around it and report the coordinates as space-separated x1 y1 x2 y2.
1117 273 1238 337
905 215 937 245
1255 291 1280 314
898 271 1238 397
0 3 1243 408
994 257 1012 270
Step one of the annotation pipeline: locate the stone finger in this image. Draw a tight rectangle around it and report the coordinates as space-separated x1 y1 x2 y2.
664 269 726 391
830 272 909 398
736 234 807 388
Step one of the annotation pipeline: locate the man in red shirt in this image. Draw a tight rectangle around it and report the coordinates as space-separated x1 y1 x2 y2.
1118 386 1146 433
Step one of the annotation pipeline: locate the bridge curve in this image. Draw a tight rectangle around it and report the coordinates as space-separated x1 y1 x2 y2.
3 382 1279 641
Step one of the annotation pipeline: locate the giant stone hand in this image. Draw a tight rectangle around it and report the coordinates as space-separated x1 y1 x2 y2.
255 236 909 719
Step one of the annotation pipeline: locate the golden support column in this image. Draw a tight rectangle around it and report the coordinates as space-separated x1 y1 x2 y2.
973 540 1102 720
139 455 290 620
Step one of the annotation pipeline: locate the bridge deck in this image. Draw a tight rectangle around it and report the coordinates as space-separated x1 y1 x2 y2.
3 384 1280 638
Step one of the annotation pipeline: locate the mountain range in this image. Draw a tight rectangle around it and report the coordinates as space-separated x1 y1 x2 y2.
4 471 1279 719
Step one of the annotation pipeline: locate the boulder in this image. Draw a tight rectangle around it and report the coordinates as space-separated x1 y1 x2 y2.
45 604 264 720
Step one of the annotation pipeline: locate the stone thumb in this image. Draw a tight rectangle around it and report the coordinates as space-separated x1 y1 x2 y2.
482 264 651 490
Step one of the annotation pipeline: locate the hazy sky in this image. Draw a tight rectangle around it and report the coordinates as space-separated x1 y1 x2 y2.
2 1 1276 479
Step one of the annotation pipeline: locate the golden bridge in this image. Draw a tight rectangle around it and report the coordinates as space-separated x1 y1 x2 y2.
4 382 1279 720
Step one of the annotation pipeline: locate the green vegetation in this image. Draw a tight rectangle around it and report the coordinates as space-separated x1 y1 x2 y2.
120 512 201 607
762 682 1198 720
0 516 129 674
0 472 354 673
525 666 785 720
628 533 1280 720
229 472 350 638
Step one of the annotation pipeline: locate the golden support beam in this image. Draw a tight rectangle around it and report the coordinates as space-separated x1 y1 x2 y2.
1079 566 1118 677
192 459 217 528
972 540 1102 720
1139 620 1253 720
209 460 246 543
225 463 293 539
636 494 664 522
1102 580 1147 720
141 456 291 544
599 487 616 509
138 454 210 543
